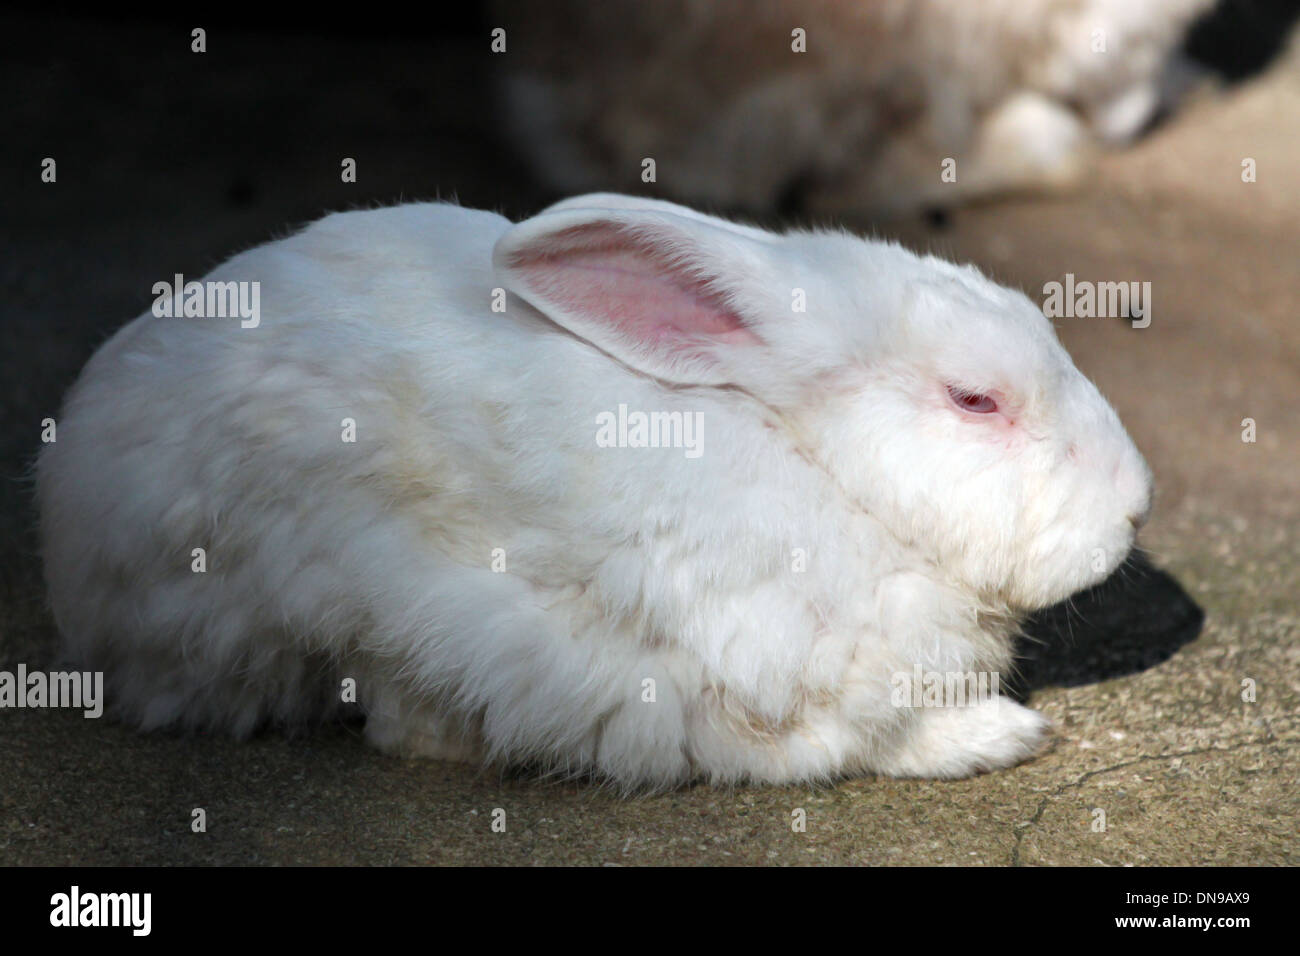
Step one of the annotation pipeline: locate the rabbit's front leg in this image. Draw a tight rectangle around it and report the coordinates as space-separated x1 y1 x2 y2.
362 686 487 764
875 696 1052 779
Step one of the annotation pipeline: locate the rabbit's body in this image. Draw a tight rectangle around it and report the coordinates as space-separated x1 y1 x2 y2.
492 0 1213 214
38 196 1152 788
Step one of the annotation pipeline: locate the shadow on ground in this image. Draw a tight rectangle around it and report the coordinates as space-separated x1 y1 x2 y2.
1010 555 1206 701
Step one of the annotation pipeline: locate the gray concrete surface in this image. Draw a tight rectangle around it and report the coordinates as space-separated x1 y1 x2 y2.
1 15 1296 865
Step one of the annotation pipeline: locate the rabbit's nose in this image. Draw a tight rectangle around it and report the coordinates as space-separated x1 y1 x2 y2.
1112 448 1153 531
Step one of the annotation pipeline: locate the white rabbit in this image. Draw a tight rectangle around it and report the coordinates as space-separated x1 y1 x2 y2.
491 0 1214 214
37 194 1153 789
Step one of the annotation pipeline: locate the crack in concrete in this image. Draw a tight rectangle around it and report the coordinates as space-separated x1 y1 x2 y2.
1009 721 1299 866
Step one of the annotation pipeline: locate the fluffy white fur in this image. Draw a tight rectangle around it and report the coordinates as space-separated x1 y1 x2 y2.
492 0 1214 213
37 195 1153 790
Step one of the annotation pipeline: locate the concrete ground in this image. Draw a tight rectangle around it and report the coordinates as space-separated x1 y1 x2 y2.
1 13 1296 865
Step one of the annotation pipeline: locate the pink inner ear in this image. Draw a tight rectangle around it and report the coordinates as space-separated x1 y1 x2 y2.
509 228 762 363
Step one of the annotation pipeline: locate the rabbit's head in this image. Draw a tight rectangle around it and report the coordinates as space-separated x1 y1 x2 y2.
495 194 1152 613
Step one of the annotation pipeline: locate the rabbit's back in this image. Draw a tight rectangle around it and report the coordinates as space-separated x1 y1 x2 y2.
36 203 530 734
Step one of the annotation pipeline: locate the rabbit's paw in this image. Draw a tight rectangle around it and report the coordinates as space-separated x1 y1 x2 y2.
877 697 1051 779
364 709 484 764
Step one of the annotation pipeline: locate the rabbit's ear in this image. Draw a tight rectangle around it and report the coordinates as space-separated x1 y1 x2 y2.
493 201 774 386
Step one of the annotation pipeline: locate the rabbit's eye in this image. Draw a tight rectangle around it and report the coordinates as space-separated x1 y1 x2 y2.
947 385 998 415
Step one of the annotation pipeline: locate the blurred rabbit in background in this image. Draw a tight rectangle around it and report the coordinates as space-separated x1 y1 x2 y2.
491 0 1215 217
